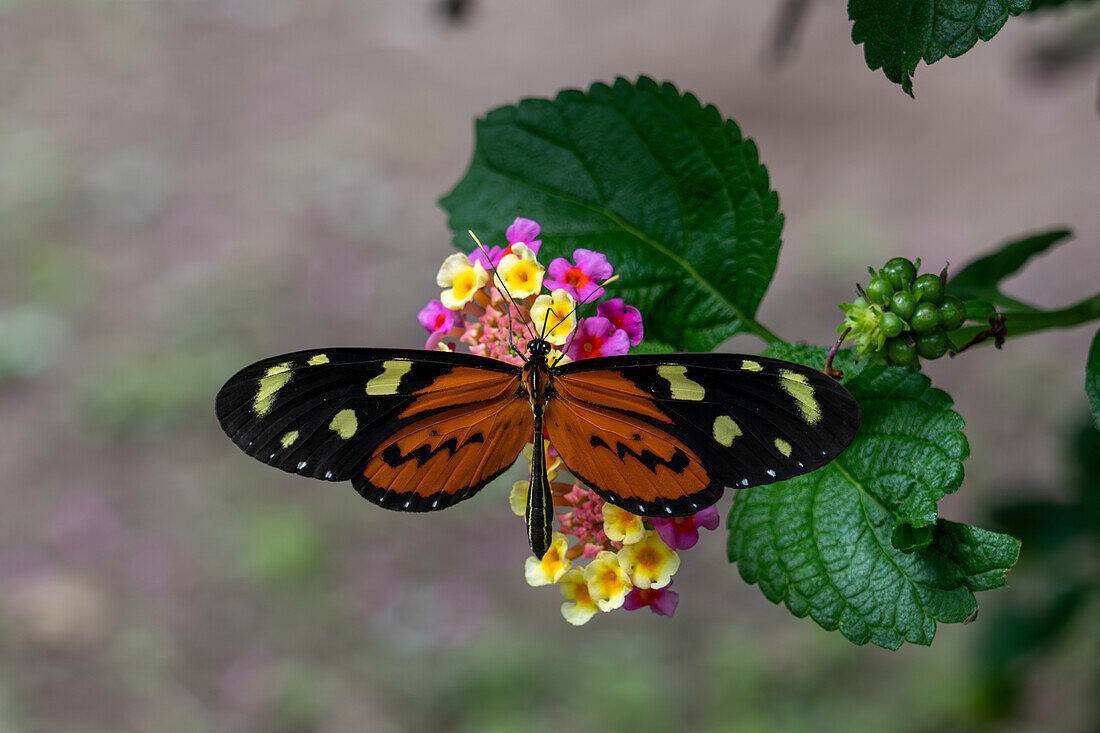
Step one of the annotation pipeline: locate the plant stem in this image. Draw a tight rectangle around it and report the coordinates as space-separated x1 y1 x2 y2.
951 291 1100 348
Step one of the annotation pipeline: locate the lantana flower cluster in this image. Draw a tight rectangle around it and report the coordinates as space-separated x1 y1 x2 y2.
418 217 720 624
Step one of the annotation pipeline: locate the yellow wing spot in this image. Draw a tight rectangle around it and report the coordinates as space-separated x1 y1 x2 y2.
307 354 330 366
280 430 300 448
713 415 742 447
657 364 705 401
366 359 413 396
774 438 792 457
254 363 293 416
779 369 822 425
329 409 358 439
741 360 763 372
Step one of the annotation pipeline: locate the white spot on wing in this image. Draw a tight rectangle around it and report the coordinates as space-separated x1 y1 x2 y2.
297 461 307 470
766 469 776 477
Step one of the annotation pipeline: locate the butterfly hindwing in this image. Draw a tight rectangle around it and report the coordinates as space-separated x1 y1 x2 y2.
547 354 860 516
215 348 529 511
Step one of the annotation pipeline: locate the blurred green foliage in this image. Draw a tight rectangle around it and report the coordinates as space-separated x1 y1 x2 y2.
973 420 1100 724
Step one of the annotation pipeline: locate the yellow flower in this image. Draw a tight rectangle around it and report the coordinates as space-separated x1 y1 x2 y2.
601 503 645 545
559 568 600 625
509 480 528 517
617 530 680 590
495 243 544 299
524 533 571 586
437 253 488 310
529 288 576 346
583 550 632 611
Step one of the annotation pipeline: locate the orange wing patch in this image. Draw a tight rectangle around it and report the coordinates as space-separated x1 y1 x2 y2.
398 366 520 417
356 388 533 511
551 368 669 422
546 373 721 515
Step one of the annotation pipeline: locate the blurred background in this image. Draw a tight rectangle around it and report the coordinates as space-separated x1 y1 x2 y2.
1 1 1098 731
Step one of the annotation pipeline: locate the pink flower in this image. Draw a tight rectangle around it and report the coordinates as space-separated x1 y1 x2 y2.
505 217 542 254
623 583 679 617
597 298 644 346
417 299 457 350
566 317 630 362
649 506 721 550
468 217 543 271
546 249 613 302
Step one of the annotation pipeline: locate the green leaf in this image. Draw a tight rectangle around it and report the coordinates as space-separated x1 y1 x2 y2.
728 344 1019 649
1088 327 1100 430
850 0 1032 96
439 77 783 351
947 228 1072 310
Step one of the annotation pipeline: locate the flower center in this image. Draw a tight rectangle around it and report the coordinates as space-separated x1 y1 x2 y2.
454 270 478 299
507 262 535 289
564 267 589 288
637 546 659 570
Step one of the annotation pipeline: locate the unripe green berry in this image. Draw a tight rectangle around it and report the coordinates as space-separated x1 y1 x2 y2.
910 302 941 333
939 295 966 331
912 273 946 305
853 296 869 309
882 257 917 290
882 311 905 338
886 337 917 366
866 277 894 305
889 291 917 321
913 329 949 359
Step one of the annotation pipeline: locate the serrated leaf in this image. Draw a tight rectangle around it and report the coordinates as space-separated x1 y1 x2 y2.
439 77 783 352
947 228 1072 310
850 0 1031 96
1087 327 1100 430
728 344 1019 649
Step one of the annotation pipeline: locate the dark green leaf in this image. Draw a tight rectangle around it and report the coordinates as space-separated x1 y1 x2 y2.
728 344 1019 649
991 499 1086 555
440 77 783 351
850 0 1032 96
947 228 1072 310
1087 327 1100 430
978 582 1088 674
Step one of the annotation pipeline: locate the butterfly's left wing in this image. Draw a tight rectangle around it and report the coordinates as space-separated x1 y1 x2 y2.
215 348 532 511
546 354 860 517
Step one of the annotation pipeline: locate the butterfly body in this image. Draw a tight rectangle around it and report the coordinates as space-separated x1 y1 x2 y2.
216 340 860 557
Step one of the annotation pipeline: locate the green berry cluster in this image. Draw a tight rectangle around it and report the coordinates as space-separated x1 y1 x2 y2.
838 257 967 367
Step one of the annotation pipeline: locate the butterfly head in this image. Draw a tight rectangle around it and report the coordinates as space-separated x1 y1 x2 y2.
527 338 552 360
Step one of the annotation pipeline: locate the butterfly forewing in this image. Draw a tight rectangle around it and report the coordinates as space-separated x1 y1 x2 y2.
215 348 528 509
547 354 860 516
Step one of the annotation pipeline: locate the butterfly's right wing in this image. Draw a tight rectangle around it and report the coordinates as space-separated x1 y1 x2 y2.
215 348 533 511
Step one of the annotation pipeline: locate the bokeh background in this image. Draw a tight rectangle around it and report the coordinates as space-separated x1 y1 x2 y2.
1 1 1098 731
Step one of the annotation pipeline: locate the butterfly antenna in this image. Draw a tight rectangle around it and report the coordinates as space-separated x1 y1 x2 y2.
551 275 619 367
468 230 535 361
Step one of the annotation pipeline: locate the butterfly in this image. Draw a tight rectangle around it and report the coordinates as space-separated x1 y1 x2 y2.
215 335 861 558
